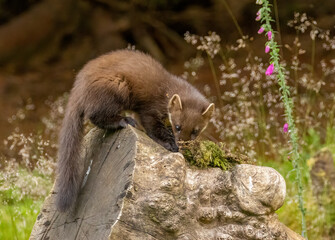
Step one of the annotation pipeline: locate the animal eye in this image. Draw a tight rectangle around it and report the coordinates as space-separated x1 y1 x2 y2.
175 125 181 132
192 129 199 135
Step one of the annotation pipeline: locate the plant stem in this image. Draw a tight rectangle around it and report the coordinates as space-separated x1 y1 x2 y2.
311 32 316 78
273 0 284 59
222 0 255 61
293 35 299 95
222 0 244 38
258 0 308 238
207 54 224 109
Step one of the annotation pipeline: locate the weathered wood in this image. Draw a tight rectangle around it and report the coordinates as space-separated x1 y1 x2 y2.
30 127 305 240
30 127 138 239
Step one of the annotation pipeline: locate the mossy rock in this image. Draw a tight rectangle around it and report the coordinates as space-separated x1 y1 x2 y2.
180 140 251 171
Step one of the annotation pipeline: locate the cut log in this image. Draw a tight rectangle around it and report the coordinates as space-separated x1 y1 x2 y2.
30 126 305 240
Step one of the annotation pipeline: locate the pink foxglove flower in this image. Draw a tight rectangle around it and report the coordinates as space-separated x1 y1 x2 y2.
267 31 272 40
265 45 270 53
265 63 274 75
255 11 261 21
283 123 289 133
258 27 265 34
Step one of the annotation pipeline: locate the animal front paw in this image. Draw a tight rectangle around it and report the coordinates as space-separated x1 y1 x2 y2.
119 117 137 128
124 117 137 127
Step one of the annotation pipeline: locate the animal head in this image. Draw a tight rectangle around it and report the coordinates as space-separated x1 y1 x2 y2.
168 94 215 141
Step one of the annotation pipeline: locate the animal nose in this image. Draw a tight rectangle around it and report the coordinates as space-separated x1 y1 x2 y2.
163 141 179 152
170 142 179 152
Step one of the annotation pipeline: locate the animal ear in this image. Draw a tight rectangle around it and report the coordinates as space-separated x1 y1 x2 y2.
202 103 215 120
168 94 182 112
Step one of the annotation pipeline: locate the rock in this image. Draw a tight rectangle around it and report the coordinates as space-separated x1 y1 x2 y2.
232 165 286 215
30 127 305 240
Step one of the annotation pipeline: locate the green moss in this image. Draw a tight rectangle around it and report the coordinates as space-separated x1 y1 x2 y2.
180 140 251 170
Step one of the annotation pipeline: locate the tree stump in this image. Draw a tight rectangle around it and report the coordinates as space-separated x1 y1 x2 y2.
30 127 305 240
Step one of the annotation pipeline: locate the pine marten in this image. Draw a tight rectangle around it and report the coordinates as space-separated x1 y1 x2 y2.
55 49 215 212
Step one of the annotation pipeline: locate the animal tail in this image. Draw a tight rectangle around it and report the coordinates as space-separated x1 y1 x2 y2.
55 101 84 212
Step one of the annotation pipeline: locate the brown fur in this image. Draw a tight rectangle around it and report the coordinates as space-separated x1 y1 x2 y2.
55 49 214 212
